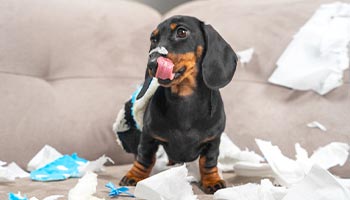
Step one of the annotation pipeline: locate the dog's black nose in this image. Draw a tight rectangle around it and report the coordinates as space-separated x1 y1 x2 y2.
148 53 160 77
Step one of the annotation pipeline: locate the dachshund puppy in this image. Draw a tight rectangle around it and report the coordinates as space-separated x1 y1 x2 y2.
116 15 237 194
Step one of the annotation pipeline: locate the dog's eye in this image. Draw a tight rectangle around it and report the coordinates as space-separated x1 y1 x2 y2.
150 37 158 44
176 28 187 38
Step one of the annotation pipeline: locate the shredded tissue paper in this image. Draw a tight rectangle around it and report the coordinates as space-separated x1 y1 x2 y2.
134 164 198 200
307 121 327 132
268 2 350 95
212 137 350 200
237 48 255 65
68 172 104 200
0 161 29 182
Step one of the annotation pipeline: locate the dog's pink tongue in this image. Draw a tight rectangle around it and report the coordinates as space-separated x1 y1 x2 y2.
156 57 175 80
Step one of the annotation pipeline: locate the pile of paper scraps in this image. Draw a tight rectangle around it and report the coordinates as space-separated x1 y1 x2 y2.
2 145 118 200
132 132 350 200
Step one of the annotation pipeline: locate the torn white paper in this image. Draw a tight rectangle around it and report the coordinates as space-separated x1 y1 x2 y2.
255 139 305 186
0 162 29 182
255 139 350 187
310 142 349 170
307 121 327 131
42 195 64 200
218 133 264 172
151 145 171 175
68 172 104 200
213 179 287 200
29 195 64 200
337 178 350 190
7 162 29 178
151 146 202 183
282 165 350 200
78 155 114 176
268 2 350 95
27 145 63 171
134 164 198 200
233 162 273 178
237 48 254 65
214 183 260 200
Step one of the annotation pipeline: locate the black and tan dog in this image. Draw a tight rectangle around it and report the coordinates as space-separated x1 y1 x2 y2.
114 15 237 194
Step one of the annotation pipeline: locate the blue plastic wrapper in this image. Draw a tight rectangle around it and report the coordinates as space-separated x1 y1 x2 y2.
105 182 135 197
8 193 27 200
30 153 87 181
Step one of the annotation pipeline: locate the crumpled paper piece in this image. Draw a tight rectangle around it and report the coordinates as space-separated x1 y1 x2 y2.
237 48 254 65
218 133 264 172
307 121 327 132
255 139 350 186
310 142 350 170
29 145 113 181
214 179 287 200
8 193 63 200
151 145 202 183
27 145 63 172
282 165 350 200
78 155 114 176
268 2 350 95
0 161 29 182
68 172 104 200
134 164 198 200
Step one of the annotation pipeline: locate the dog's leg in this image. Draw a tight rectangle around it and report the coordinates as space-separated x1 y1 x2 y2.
199 137 226 194
119 133 158 186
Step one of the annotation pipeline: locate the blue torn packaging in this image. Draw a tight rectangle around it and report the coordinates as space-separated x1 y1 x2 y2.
30 153 87 181
105 182 134 197
8 193 28 200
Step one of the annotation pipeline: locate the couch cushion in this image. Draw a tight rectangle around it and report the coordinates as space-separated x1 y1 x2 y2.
0 0 161 167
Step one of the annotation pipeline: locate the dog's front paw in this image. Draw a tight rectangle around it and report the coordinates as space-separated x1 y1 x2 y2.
200 179 226 194
119 161 153 186
119 175 139 186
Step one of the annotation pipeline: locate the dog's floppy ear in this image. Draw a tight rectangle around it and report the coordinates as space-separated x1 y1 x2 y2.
201 24 237 90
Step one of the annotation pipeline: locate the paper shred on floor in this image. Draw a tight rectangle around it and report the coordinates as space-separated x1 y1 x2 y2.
214 179 287 200
218 133 264 172
307 121 327 131
282 165 350 200
27 145 63 172
237 48 254 65
68 172 104 200
255 139 305 186
310 142 349 170
254 139 350 187
78 155 114 176
0 161 29 182
134 164 198 200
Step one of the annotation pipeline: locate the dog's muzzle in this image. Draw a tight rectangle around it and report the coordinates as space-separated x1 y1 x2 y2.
148 47 175 81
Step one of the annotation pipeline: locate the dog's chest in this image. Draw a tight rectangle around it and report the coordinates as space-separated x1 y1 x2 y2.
144 88 224 138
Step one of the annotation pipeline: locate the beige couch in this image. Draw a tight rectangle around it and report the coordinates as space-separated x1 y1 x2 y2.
0 0 349 199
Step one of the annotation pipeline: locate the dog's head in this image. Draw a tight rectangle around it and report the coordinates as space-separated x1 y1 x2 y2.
138 15 237 98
